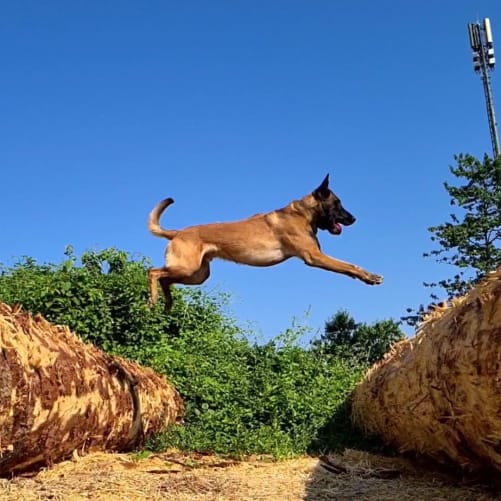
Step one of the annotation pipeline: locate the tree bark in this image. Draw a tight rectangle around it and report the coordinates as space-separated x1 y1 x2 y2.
0 303 183 476
351 268 501 473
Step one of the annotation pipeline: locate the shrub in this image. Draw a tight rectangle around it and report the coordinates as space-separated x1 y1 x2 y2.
0 247 367 457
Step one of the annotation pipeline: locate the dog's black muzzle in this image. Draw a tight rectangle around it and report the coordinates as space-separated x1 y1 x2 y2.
338 210 356 226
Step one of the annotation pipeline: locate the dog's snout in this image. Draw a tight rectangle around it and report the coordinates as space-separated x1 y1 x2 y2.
340 211 356 226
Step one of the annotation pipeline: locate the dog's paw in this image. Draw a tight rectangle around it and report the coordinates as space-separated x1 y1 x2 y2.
365 273 384 285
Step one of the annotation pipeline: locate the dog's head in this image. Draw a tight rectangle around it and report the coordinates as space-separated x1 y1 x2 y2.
312 174 355 235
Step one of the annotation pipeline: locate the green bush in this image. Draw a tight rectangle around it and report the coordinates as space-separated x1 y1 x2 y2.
149 331 363 457
0 247 368 457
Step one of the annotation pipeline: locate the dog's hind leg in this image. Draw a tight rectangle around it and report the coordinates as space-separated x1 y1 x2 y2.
148 260 211 311
158 276 174 312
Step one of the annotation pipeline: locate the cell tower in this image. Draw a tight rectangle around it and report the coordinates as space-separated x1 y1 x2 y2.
468 18 500 158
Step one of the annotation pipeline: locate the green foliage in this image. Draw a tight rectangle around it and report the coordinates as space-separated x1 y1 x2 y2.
0 246 170 353
403 154 501 327
312 310 404 366
424 153 501 298
0 248 369 458
146 317 364 456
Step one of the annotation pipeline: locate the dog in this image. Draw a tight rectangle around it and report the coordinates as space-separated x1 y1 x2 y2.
147 174 383 310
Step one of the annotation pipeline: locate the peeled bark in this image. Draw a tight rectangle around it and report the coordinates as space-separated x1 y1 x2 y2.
351 269 501 473
0 303 183 476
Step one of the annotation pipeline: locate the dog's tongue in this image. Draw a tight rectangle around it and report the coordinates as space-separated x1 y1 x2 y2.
332 222 342 235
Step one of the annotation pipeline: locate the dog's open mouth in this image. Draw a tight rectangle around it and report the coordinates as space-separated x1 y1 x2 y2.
330 222 343 235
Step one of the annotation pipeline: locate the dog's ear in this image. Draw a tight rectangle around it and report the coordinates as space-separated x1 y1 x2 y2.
313 174 330 200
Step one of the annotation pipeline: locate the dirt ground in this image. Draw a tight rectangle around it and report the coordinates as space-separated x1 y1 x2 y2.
0 449 497 501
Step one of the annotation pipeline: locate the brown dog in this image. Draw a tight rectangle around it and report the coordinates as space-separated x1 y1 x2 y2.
148 174 383 310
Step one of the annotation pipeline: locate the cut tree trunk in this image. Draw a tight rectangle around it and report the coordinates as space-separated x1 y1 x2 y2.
351 268 501 473
0 303 183 476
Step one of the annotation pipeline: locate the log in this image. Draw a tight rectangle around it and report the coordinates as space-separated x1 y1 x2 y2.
351 268 501 473
0 303 183 476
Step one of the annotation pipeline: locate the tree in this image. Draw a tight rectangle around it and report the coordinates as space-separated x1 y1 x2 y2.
313 310 404 366
424 153 501 298
403 154 501 327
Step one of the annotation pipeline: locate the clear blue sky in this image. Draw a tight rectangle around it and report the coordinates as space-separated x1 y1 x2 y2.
2 1 500 340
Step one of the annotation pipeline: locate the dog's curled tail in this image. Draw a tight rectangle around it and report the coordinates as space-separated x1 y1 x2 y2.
148 198 178 240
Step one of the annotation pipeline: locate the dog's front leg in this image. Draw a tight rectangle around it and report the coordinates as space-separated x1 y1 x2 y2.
301 250 383 285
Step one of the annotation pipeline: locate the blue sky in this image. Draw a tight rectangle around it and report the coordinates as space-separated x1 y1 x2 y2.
2 1 500 341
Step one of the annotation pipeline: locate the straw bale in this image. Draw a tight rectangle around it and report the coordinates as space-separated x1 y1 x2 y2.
0 303 183 476
351 268 501 473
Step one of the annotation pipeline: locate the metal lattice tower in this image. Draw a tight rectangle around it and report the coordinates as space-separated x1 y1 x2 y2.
468 18 500 158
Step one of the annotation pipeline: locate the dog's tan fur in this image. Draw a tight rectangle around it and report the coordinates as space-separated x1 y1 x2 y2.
148 175 383 310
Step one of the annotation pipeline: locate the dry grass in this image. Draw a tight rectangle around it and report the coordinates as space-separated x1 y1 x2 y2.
0 449 496 501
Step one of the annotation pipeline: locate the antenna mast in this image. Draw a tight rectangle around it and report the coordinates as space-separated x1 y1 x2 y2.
468 18 500 158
